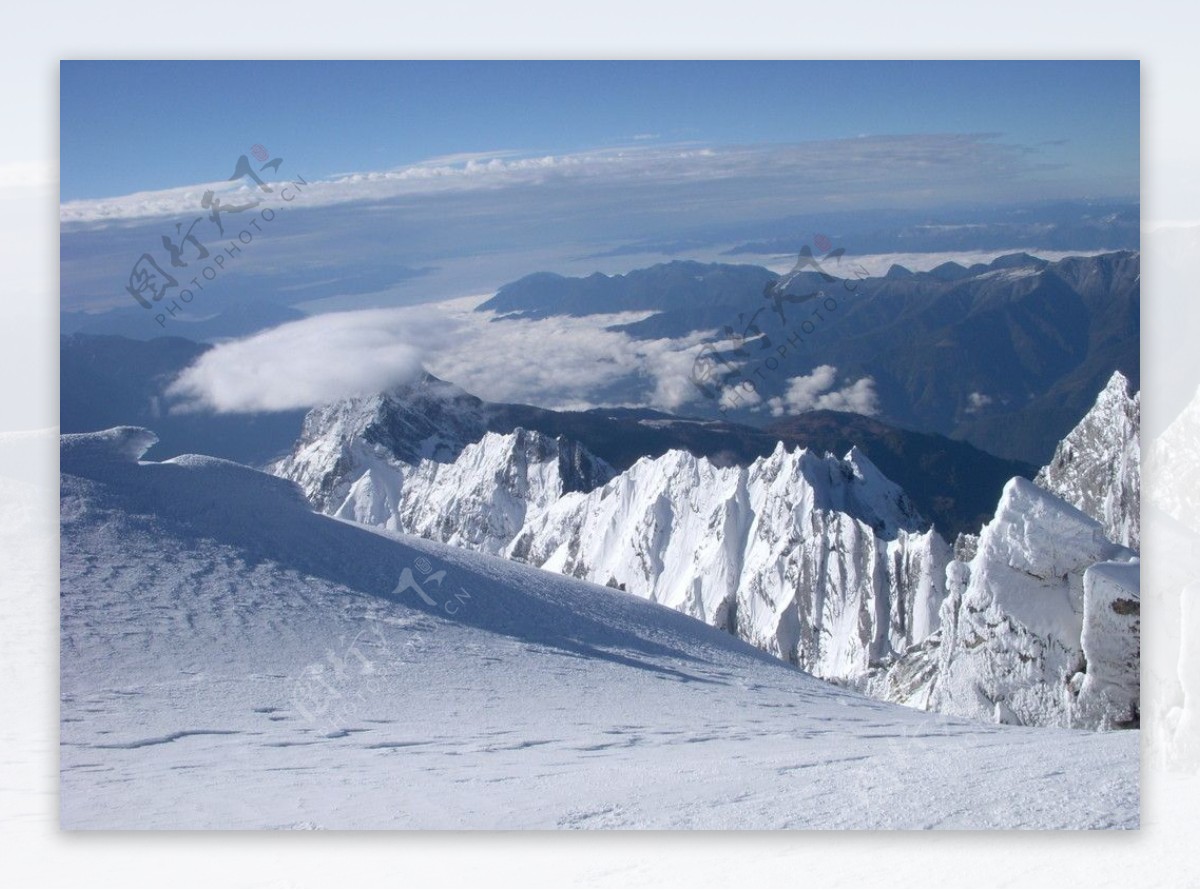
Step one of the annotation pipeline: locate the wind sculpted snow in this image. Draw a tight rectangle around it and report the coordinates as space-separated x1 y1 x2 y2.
1035 370 1140 550
60 429 1138 828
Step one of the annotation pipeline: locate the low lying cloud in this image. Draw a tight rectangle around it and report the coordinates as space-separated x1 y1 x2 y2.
166 297 715 415
767 365 880 417
166 309 427 413
165 299 894 421
966 391 993 413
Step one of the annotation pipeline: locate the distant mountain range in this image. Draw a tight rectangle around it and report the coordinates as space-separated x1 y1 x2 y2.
580 200 1139 260
720 201 1139 257
480 250 1139 464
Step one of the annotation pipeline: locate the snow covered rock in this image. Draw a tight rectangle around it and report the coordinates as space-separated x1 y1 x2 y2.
273 378 612 554
1070 560 1141 729
929 477 1136 728
328 428 610 554
272 374 492 512
60 425 159 469
508 442 950 679
1035 371 1140 549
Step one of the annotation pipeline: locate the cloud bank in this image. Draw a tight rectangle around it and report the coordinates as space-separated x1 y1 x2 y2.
167 309 426 413
166 298 713 415
766 366 880 417
61 134 1067 228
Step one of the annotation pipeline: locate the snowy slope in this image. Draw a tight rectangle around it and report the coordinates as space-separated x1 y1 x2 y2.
60 428 1137 829
1035 371 1140 549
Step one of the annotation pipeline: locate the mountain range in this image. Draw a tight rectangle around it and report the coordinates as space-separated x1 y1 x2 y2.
272 369 1141 728
482 251 1139 464
59 425 1139 828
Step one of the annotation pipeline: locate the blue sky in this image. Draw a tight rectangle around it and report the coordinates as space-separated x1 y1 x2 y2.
59 60 1142 419
61 60 1138 201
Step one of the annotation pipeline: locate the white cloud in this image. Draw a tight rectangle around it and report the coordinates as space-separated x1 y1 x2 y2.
767 365 880 417
166 309 426 413
966 391 993 413
166 298 717 416
60 134 1058 227
719 383 762 411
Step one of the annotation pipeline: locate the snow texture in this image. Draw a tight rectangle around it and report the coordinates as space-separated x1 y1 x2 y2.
507 443 947 680
922 478 1137 728
60 429 1138 829
1035 371 1140 550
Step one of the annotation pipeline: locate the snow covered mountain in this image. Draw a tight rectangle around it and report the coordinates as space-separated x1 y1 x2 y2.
272 370 1143 726
1035 370 1140 549
508 443 950 680
866 478 1139 729
863 376 1143 730
274 378 612 554
59 428 1138 829
276 393 952 682
273 374 494 510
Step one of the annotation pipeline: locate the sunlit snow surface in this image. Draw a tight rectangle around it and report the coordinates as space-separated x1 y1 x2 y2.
59 429 1137 829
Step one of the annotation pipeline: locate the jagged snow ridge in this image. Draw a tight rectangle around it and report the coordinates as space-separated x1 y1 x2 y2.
273 377 613 555
1035 370 1140 550
331 429 611 554
273 376 492 513
508 442 950 680
276 387 951 682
